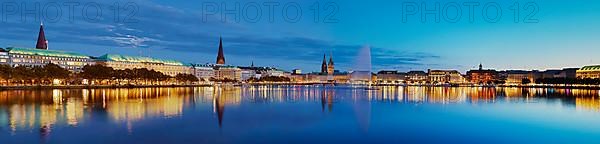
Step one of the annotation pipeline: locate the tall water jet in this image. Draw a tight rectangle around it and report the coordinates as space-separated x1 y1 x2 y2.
351 45 374 132
351 45 373 84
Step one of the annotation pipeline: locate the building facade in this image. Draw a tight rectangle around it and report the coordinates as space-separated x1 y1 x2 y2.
505 70 540 84
376 70 406 83
428 70 464 84
191 65 215 81
94 54 190 76
7 47 93 72
466 64 498 84
577 65 600 79
407 71 428 83
214 66 242 80
0 48 9 64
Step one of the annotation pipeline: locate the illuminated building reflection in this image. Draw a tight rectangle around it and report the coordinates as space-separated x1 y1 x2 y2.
1 86 600 135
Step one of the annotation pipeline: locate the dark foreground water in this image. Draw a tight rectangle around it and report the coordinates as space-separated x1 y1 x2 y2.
1 85 600 143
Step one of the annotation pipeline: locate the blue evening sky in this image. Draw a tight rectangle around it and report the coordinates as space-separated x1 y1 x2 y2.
0 0 599 73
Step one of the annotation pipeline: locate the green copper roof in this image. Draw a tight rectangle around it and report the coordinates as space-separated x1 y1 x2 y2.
579 65 600 71
7 47 89 59
97 54 184 66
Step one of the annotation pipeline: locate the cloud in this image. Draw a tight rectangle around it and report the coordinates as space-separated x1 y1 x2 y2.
0 0 440 71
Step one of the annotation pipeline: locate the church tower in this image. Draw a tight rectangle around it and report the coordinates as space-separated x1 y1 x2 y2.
36 22 48 50
216 37 225 64
321 54 328 74
327 54 334 74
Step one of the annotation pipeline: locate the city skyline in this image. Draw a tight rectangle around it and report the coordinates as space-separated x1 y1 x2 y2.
1 0 600 73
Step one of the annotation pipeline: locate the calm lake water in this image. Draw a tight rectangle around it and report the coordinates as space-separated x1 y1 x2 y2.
1 85 600 143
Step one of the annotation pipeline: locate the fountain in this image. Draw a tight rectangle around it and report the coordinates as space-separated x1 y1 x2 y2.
351 45 378 90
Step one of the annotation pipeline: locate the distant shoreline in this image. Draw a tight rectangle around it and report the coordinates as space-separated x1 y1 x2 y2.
2 83 600 90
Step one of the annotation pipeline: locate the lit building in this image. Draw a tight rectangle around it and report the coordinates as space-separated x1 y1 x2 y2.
577 65 600 79
94 54 190 76
466 64 498 84
407 71 427 83
505 70 540 84
543 68 578 79
292 69 302 75
214 66 242 80
376 70 406 83
0 48 9 64
427 69 464 84
240 69 257 81
7 47 93 72
191 64 215 81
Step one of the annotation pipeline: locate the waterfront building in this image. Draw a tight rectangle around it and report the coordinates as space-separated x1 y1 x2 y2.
216 37 226 65
406 71 428 83
542 68 578 79
7 47 93 72
577 65 600 79
466 64 498 84
214 65 242 80
333 71 351 83
292 69 302 75
240 69 257 81
94 54 190 76
376 70 406 83
191 64 215 81
0 48 9 64
427 69 464 84
504 68 578 84
505 70 540 84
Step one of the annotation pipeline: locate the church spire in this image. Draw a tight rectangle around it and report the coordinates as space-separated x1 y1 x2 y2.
328 54 334 66
321 54 328 74
327 53 335 74
216 37 225 64
36 22 48 50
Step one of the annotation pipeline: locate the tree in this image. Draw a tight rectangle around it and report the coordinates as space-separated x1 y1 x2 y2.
12 66 34 85
43 63 71 84
0 64 13 84
80 65 114 84
175 73 199 84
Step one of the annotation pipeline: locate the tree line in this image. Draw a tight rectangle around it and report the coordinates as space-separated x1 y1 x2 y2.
0 64 200 85
0 63 70 85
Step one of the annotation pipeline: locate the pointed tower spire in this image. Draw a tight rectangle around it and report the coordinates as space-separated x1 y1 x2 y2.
328 53 334 65
327 53 335 74
216 37 225 64
321 54 328 74
479 63 483 70
36 22 48 50
251 61 254 67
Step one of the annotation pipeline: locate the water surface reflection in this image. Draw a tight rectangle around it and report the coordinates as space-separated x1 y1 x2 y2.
1 86 600 143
